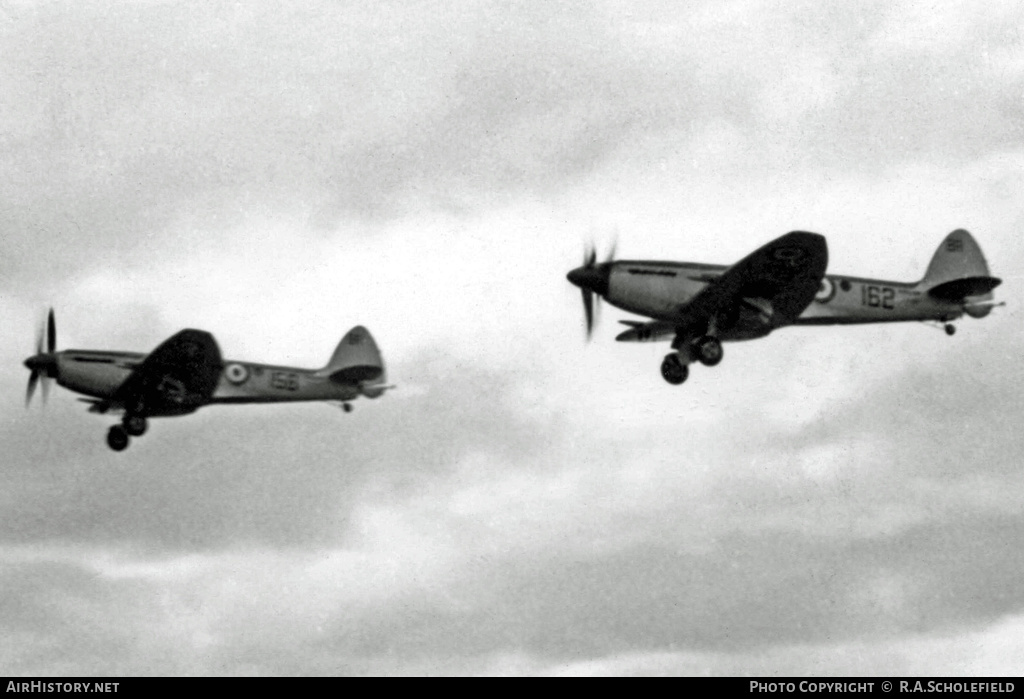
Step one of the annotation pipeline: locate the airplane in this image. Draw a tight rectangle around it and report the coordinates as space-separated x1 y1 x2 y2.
23 314 391 451
566 228 1002 385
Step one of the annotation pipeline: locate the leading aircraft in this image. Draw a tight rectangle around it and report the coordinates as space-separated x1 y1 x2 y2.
24 315 390 451
567 229 1002 385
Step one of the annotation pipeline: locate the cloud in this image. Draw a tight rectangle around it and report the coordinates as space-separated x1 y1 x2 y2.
5 1 1020 290
8 324 1024 674
2 0 1024 677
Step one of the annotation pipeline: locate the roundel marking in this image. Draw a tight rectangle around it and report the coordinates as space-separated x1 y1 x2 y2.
815 276 836 304
225 363 250 385
772 246 806 267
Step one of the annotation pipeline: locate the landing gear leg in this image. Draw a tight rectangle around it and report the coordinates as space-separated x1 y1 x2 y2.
342 402 353 413
107 425 130 452
944 323 956 336
661 353 689 385
123 415 148 437
695 336 724 367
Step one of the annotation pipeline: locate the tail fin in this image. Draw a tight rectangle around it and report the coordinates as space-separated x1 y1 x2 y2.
317 326 386 390
919 230 1001 314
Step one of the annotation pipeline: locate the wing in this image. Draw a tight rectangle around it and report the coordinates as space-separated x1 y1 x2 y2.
672 231 828 337
107 329 223 417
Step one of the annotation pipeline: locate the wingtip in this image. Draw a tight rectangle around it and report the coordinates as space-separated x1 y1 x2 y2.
785 230 827 244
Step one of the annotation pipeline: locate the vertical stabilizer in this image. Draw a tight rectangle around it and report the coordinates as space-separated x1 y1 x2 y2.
919 230 1001 308
319 326 386 386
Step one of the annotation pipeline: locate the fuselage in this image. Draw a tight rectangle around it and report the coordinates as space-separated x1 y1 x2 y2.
53 353 360 407
603 260 969 341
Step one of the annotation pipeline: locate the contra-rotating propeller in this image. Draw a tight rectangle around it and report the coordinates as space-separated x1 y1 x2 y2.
24 308 58 407
566 240 616 339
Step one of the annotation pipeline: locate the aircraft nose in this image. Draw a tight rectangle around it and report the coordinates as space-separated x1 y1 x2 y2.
24 354 57 375
566 264 610 296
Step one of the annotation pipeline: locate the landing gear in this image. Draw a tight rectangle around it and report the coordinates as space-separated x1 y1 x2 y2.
107 425 129 452
123 415 148 437
342 402 353 413
108 414 147 450
944 323 956 336
661 354 689 385
696 336 723 367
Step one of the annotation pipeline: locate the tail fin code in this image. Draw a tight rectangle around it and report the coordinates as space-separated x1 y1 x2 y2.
920 229 1001 302
318 326 385 385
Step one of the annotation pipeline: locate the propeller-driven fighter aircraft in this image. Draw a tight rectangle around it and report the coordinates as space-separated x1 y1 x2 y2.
24 313 390 451
567 229 1002 385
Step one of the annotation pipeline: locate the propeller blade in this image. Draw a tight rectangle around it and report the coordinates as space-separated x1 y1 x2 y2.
25 308 57 407
605 238 617 264
582 288 594 339
47 308 56 353
576 239 615 340
26 371 39 407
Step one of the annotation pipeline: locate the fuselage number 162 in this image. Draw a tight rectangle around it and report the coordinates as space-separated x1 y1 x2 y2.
861 284 895 310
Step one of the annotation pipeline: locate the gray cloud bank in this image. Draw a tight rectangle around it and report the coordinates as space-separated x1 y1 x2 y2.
2 2 1021 283
5 336 1024 674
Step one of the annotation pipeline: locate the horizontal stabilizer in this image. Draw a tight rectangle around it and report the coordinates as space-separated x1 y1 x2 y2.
329 365 383 384
78 398 112 414
927 275 1002 302
360 382 394 398
616 320 675 342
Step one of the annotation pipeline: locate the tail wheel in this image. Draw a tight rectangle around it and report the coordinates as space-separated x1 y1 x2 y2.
123 415 148 437
945 324 956 336
696 336 723 367
107 425 129 452
343 402 353 413
661 354 689 385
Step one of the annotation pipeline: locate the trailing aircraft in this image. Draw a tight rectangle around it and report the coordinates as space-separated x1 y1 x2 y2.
24 314 391 451
566 229 1002 385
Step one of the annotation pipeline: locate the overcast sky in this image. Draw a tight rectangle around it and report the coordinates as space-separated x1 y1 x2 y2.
2 0 1023 677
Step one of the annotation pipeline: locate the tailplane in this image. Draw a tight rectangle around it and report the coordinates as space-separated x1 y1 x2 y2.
317 326 387 395
919 230 1001 317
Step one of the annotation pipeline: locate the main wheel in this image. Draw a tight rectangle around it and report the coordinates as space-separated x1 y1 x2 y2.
107 425 129 452
660 354 689 385
123 415 148 437
696 336 723 367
